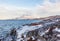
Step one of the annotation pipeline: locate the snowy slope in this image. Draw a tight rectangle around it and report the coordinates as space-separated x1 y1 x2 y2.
0 17 60 41
16 18 60 41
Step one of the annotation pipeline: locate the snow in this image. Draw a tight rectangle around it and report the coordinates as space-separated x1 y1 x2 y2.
57 34 60 37
54 28 60 32
0 19 59 41
32 36 35 40
17 25 43 39
45 22 55 25
17 21 57 41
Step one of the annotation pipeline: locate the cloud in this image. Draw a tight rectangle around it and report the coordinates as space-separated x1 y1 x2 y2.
20 0 60 19
0 4 32 19
0 0 60 19
33 0 60 17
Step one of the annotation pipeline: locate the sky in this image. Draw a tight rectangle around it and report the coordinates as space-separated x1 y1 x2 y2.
0 0 60 19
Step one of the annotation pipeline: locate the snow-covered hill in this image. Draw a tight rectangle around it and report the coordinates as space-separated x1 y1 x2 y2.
17 19 60 41
0 15 60 41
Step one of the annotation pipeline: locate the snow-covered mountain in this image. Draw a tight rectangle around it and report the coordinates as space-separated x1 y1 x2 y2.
17 17 60 41
0 15 60 41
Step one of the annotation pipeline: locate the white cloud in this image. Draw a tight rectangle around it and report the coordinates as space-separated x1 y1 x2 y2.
0 4 33 19
32 0 60 17
20 0 60 19
0 0 60 19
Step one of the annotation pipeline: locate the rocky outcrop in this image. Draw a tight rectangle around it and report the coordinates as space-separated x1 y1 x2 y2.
21 19 60 41
2 19 60 41
0 15 60 41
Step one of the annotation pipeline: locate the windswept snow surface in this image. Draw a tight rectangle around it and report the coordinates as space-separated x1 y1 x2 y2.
54 28 60 32
17 25 43 38
17 25 43 41
16 19 60 41
0 19 60 41
0 20 42 41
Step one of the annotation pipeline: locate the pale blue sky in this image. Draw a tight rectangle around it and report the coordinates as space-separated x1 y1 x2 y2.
0 0 60 19
0 0 57 8
0 0 44 8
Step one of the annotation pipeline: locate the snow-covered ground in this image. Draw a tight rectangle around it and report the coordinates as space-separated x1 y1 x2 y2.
0 18 60 41
17 25 43 41
16 19 60 41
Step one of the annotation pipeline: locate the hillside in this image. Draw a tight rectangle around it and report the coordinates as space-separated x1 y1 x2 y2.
0 15 60 41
